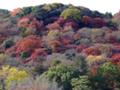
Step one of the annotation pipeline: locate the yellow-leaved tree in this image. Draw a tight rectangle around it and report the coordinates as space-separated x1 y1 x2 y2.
0 65 28 90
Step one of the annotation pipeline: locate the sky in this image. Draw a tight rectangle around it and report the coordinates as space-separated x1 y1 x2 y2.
0 0 120 14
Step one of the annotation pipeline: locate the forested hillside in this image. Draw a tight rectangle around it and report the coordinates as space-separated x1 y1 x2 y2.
0 3 120 90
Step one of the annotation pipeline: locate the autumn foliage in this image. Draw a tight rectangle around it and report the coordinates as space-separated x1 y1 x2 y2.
1 3 120 90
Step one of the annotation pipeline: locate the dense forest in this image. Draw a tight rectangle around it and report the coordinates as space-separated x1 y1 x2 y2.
0 3 120 90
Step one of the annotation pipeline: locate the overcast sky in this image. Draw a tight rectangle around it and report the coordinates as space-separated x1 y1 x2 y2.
0 0 120 14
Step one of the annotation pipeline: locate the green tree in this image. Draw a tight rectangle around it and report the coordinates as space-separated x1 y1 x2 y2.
42 3 63 11
104 12 112 19
60 7 81 21
32 6 47 20
90 62 120 90
40 64 80 90
71 75 92 90
17 7 32 17
20 51 30 59
3 39 14 49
